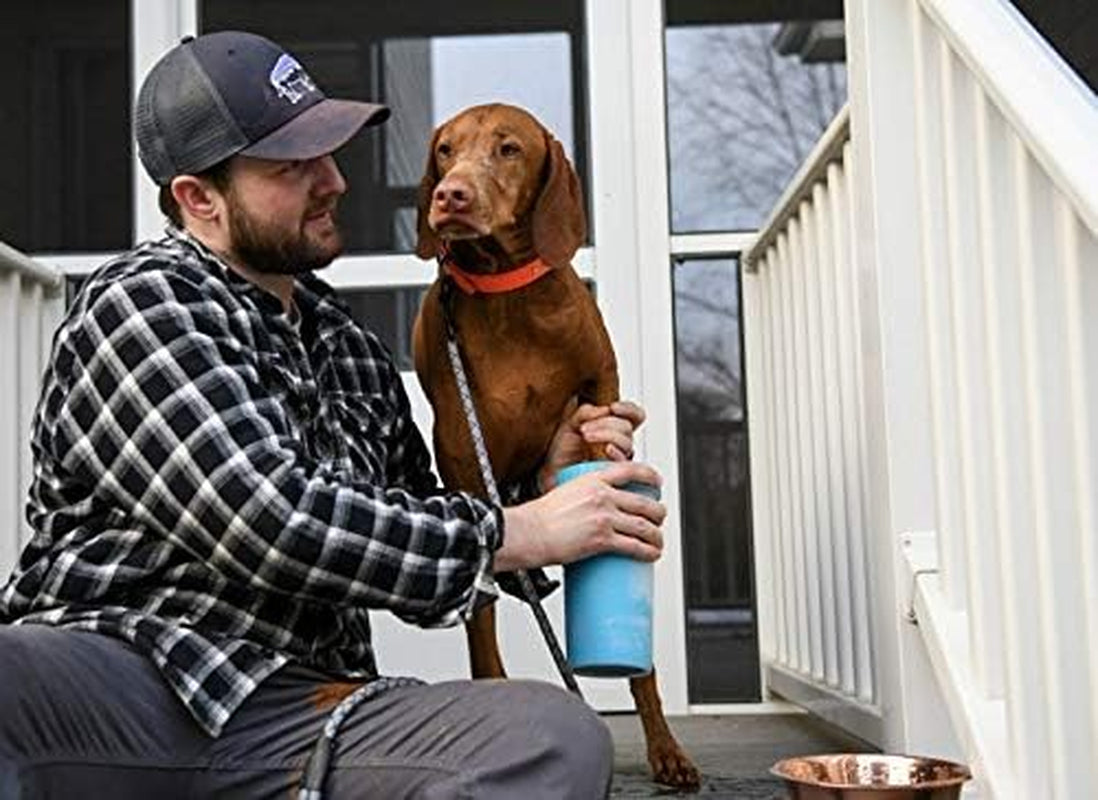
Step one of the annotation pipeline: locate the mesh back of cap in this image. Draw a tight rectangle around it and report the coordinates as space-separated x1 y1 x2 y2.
135 45 248 184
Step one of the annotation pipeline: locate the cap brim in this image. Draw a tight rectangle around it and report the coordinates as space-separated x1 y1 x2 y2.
240 98 390 162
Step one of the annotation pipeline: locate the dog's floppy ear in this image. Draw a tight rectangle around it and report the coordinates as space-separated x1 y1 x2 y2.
415 127 443 260
532 134 586 267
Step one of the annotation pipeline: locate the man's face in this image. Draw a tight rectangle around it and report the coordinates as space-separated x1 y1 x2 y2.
221 155 348 275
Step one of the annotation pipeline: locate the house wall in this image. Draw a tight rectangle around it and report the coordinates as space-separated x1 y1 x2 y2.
1010 0 1098 94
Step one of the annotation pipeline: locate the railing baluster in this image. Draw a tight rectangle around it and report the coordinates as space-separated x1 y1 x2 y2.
744 263 774 669
1051 195 1097 787
944 57 1004 700
965 84 1008 702
1016 143 1085 796
777 230 810 675
0 271 21 574
776 236 798 673
772 247 794 668
762 252 791 667
827 155 858 700
1009 139 1057 797
790 217 823 680
17 281 45 548
915 2 968 617
980 110 1049 799
814 179 844 691
842 141 875 707
1065 216 1098 758
0 246 63 579
799 201 830 684
933 39 970 613
780 228 802 677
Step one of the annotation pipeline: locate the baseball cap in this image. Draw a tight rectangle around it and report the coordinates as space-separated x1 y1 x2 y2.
135 30 390 185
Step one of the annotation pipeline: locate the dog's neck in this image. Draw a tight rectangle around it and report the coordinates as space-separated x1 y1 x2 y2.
443 233 536 275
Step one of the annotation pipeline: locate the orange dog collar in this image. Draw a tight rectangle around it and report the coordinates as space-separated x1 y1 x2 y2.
442 257 552 295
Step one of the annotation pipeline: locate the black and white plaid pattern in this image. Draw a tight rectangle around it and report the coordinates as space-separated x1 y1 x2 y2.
0 229 501 736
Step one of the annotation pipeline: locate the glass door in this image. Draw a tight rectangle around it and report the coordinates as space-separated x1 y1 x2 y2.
664 0 847 702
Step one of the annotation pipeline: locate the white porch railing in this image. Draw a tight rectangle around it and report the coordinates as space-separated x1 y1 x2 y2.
902 0 1098 795
742 105 883 743
746 0 1098 797
0 242 64 578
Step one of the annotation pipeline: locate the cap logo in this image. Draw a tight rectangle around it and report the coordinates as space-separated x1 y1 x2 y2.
269 54 317 104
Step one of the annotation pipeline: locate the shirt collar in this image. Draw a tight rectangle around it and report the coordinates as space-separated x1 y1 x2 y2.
164 227 357 345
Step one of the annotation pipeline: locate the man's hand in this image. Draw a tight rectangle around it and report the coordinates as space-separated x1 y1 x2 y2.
537 400 647 491
495 460 666 572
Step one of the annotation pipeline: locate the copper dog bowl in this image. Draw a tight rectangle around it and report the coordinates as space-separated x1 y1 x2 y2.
771 754 971 799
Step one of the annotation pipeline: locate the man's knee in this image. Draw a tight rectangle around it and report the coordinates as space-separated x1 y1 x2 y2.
0 625 57 738
506 681 614 796
299 678 616 800
0 760 20 799
527 681 612 754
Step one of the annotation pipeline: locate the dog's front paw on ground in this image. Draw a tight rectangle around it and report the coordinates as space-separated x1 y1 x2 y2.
648 741 701 792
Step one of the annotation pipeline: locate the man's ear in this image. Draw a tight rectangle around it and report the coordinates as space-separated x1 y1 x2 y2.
171 175 222 223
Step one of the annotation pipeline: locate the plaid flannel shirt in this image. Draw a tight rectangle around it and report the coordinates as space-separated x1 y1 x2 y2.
0 229 502 736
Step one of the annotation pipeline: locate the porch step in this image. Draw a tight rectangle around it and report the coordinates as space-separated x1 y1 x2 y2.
607 712 876 797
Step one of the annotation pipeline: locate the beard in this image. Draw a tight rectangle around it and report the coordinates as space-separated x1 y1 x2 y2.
225 190 343 275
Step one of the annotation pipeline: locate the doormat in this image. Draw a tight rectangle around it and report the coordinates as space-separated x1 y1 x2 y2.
611 772 785 798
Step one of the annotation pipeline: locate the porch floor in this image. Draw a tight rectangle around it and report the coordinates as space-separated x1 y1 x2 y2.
606 710 877 797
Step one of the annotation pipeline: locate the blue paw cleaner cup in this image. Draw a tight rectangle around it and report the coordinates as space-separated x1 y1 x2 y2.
557 460 656 678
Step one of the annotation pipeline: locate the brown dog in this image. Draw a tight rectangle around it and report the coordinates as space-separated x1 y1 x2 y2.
412 103 699 790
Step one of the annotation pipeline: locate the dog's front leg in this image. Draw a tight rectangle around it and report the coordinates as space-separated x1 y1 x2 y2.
465 603 507 679
629 670 701 790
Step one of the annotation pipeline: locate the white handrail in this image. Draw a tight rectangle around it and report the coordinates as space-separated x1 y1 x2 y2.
0 240 63 292
920 0 1098 235
744 106 851 272
0 243 64 579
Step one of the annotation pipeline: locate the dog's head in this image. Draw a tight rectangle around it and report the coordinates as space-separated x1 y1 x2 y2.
415 103 586 268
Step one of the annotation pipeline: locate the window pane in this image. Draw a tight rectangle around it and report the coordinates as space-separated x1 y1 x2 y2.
0 3 131 253
665 3 846 233
201 1 585 255
673 257 759 702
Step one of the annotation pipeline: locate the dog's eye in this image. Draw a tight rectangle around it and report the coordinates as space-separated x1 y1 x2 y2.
500 142 521 157
436 142 452 159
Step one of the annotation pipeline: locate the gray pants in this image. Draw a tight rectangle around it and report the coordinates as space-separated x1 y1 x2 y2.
0 625 613 799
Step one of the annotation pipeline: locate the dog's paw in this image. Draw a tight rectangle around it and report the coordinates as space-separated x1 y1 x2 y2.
648 739 701 792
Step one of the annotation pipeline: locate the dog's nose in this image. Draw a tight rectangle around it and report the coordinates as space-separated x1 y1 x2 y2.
433 177 474 212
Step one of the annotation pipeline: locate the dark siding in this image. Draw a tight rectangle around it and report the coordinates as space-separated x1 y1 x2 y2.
1011 0 1098 94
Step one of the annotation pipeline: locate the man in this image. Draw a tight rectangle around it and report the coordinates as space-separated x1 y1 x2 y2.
0 31 666 799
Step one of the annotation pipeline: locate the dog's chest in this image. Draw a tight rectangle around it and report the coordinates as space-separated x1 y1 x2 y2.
443 289 601 478
464 348 578 483
462 304 589 420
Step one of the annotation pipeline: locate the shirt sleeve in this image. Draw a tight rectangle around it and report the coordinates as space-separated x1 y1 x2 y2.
45 269 500 625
